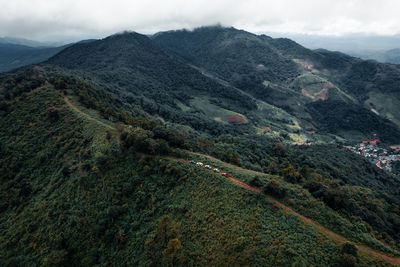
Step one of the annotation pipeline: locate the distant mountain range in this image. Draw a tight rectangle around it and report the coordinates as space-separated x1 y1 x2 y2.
0 36 62 47
0 42 68 72
1 26 400 266
351 48 400 64
271 33 400 64
0 37 97 72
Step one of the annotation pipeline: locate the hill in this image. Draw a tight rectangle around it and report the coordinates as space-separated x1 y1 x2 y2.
349 48 400 65
0 36 59 47
154 26 400 143
380 48 400 64
1 28 400 266
46 31 311 140
0 43 68 72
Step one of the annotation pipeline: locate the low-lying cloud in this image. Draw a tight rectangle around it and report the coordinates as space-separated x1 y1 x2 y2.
1 0 400 41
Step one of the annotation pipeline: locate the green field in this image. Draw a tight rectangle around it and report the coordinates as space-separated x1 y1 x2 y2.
366 91 400 126
190 97 248 124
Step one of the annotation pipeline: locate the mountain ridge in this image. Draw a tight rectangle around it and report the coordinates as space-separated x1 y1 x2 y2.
1 26 400 266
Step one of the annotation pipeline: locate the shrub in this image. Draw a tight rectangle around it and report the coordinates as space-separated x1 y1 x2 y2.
162 238 184 266
341 242 358 257
337 253 357 267
249 175 264 188
263 179 286 198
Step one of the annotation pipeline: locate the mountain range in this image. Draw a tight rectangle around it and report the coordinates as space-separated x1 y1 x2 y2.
1 26 400 266
279 33 400 64
0 42 67 72
351 48 400 65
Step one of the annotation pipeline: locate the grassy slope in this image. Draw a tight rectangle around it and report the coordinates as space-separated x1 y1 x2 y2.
0 84 336 266
1 84 397 266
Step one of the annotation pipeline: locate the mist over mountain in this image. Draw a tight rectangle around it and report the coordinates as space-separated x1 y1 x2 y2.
0 36 61 47
269 33 400 64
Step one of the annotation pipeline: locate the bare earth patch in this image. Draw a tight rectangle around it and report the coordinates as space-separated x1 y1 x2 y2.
225 114 247 124
301 89 314 99
315 88 328 100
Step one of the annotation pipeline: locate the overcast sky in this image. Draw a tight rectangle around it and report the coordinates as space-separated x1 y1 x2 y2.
1 0 400 41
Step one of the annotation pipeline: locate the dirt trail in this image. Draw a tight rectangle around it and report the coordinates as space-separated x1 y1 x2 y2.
62 95 122 146
63 96 115 130
229 173 400 265
59 94 400 265
168 155 400 265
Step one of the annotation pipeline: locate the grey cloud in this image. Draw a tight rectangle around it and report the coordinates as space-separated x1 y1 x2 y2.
1 0 400 41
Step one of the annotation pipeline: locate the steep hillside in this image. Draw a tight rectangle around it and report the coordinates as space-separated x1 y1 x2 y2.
2 28 400 266
153 27 308 115
1 69 400 266
153 26 300 84
154 26 400 143
46 32 316 142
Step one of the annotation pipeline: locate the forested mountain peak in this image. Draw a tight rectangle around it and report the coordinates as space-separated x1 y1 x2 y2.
48 31 173 70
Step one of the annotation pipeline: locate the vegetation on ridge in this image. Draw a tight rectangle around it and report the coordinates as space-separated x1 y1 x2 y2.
1 26 400 266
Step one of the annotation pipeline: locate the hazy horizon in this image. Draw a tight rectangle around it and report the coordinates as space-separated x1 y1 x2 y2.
2 26 400 58
2 0 400 42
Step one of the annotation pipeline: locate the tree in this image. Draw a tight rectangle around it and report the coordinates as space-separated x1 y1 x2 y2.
274 143 286 157
281 164 301 183
263 179 286 198
299 165 309 179
249 175 264 188
162 238 184 266
226 151 241 166
145 215 183 266
267 161 278 175
337 253 357 267
341 242 358 257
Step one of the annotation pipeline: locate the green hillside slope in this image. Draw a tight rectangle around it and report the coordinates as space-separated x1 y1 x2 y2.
0 74 399 266
154 26 400 143
1 28 400 266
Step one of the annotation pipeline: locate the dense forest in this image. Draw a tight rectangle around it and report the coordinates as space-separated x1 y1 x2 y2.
155 26 400 143
1 26 400 266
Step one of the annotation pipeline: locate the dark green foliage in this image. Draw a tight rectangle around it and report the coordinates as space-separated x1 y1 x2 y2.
249 175 264 188
145 215 184 266
281 163 301 183
154 26 300 86
1 26 400 266
338 242 358 267
341 60 400 97
0 84 348 265
263 179 286 198
338 253 357 267
153 26 302 112
43 32 260 138
393 161 400 175
341 242 358 257
306 100 400 143
154 26 400 142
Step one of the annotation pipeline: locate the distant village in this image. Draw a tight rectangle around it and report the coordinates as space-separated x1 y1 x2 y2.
344 139 400 172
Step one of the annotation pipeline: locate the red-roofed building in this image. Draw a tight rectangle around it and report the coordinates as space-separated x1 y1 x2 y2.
363 138 380 146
